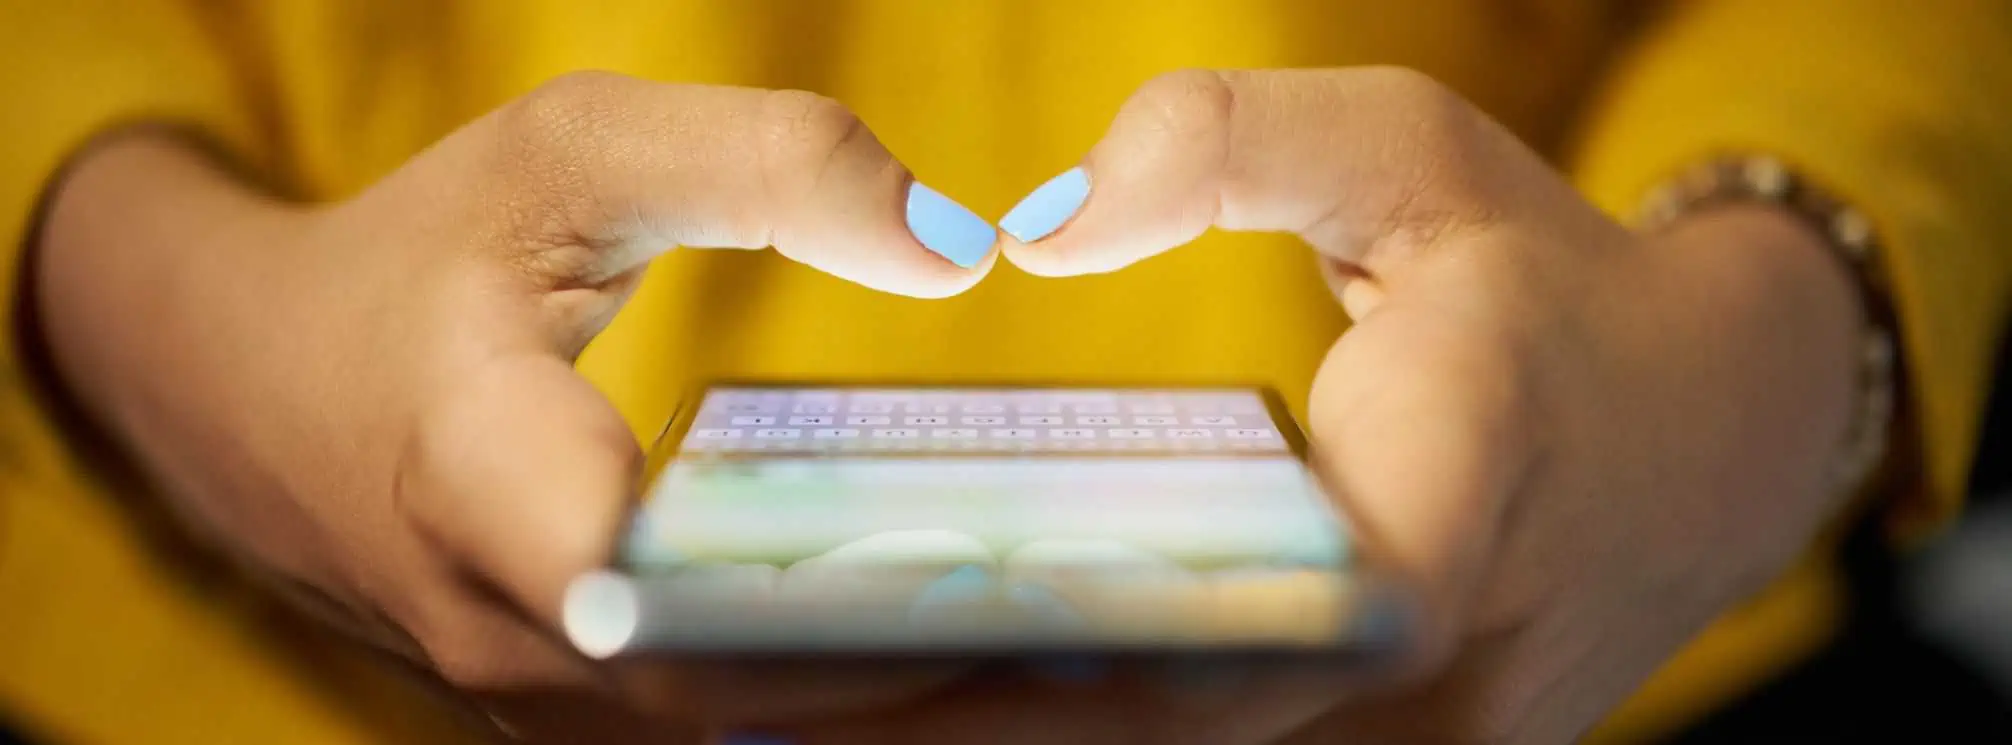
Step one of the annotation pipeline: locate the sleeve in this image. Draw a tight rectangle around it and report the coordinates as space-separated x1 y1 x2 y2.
1566 0 2012 543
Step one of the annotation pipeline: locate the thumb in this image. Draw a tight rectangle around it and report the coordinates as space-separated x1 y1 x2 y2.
1305 305 1536 671
1000 67 1558 285
399 351 640 627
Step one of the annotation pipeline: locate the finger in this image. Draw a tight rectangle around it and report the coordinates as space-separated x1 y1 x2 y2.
399 352 638 628
427 71 996 345
1001 67 1562 283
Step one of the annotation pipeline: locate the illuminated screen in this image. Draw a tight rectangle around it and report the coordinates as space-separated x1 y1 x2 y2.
586 386 1365 654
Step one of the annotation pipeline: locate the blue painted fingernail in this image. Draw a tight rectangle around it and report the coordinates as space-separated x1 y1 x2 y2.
1000 166 1090 243
722 733 795 745
905 181 996 269
913 564 993 609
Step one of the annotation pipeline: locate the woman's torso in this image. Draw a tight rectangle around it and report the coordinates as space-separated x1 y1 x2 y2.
15 3 1821 743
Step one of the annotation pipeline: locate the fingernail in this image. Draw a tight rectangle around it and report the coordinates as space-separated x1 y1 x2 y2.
722 733 795 745
999 166 1090 243
912 563 994 609
905 181 997 269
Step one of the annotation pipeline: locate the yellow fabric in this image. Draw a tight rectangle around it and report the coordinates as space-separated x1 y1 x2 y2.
2 1 2006 743
1569 0 2012 544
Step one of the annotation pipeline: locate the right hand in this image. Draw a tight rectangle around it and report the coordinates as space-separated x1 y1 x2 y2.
33 70 999 743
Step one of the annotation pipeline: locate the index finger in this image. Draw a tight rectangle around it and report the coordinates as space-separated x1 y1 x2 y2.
408 72 999 356
999 67 1565 284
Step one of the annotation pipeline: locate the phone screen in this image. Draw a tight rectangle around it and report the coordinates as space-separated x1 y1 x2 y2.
567 385 1387 658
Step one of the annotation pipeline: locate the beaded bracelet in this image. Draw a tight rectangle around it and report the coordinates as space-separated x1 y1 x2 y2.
1636 155 1899 497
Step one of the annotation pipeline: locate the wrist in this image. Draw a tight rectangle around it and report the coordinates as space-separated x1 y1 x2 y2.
1662 204 1862 330
1651 203 1870 502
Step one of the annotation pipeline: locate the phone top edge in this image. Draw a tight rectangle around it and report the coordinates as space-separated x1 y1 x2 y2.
649 379 1312 460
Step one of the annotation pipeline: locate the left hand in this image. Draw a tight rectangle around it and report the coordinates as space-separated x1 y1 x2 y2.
748 68 1868 744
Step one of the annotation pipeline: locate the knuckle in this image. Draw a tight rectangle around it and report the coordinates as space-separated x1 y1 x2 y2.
1344 66 1500 250
757 88 870 174
1126 68 1237 139
1359 65 1481 150
754 89 880 224
489 71 646 258
500 70 635 166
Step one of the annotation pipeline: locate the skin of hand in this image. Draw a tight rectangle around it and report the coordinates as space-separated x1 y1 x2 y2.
756 67 1867 745
31 71 1004 743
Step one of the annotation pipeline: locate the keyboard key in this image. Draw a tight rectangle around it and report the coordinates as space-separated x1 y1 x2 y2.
847 415 892 426
932 428 979 439
1050 428 1096 439
1076 415 1120 426
730 416 776 426
692 429 743 440
962 415 1007 425
812 428 861 439
962 404 1006 414
1225 428 1273 439
1107 428 1156 439
1019 415 1063 426
1192 416 1237 426
989 428 1039 439
872 428 920 439
1167 429 1213 439
753 429 801 439
906 415 949 426
849 402 893 414
788 415 834 426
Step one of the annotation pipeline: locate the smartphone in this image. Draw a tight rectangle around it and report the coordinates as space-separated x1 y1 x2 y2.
562 382 1411 662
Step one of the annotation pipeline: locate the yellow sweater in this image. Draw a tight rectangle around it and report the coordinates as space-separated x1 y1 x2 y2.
2 1 2008 743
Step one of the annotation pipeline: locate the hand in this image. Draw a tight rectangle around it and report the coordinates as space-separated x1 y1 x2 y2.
32 71 1003 743
769 68 1867 744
